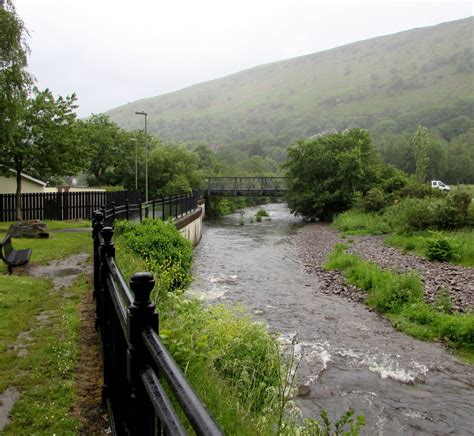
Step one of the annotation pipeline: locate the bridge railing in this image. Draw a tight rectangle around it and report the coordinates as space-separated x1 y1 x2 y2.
207 177 287 196
92 212 222 435
102 191 200 225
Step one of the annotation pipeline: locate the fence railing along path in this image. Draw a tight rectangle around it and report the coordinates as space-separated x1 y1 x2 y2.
207 176 287 197
103 191 200 226
92 193 220 435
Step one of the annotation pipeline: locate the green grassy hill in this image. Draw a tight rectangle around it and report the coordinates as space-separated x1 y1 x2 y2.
107 17 473 148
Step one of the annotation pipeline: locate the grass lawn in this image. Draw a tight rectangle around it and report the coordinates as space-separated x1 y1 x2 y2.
0 226 91 434
0 220 90 233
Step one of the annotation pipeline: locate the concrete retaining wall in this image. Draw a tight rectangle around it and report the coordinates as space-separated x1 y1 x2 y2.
174 202 205 246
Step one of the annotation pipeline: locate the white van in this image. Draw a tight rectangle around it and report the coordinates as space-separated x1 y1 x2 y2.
431 180 450 191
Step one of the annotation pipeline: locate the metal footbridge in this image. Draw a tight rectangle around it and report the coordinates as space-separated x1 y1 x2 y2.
207 177 287 196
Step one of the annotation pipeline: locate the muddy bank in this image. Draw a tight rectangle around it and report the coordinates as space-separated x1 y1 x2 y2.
296 223 474 313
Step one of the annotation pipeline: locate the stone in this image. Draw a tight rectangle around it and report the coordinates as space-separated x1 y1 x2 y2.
297 384 311 397
7 220 49 238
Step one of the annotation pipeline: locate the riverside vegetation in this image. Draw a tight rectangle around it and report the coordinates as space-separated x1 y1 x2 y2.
113 218 364 434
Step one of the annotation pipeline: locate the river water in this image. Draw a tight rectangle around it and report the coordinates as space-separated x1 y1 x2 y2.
189 203 474 435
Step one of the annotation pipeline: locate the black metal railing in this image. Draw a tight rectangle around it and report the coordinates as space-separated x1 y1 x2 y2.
207 176 287 196
102 191 200 226
92 212 221 435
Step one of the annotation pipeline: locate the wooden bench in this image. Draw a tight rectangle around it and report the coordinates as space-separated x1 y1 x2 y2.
0 234 32 274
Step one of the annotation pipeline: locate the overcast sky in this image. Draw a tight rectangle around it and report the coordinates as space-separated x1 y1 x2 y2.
15 0 473 117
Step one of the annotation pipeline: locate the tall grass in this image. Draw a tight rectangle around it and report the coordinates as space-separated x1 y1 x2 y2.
332 210 389 235
325 244 474 361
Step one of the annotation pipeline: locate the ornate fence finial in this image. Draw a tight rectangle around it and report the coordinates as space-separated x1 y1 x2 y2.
130 272 155 309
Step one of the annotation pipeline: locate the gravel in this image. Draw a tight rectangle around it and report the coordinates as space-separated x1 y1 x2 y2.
295 223 474 313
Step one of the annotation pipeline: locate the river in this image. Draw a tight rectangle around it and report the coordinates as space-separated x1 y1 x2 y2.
188 203 474 435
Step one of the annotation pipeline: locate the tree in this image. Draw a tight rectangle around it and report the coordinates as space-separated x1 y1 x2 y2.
0 88 84 219
411 125 430 184
284 129 381 220
0 2 85 220
0 1 32 149
78 114 134 186
148 144 205 197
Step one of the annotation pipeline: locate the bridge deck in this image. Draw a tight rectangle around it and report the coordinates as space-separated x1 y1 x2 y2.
207 177 287 196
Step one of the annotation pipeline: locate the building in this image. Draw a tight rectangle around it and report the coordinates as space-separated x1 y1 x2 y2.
0 170 47 194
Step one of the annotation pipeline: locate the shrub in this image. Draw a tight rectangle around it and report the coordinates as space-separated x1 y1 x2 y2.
360 187 386 212
367 271 423 313
114 218 193 298
402 302 437 325
384 198 435 233
435 287 453 314
426 236 455 261
255 208 270 218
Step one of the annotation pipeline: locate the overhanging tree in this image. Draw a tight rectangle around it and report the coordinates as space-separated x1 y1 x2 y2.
283 128 382 220
1 2 85 220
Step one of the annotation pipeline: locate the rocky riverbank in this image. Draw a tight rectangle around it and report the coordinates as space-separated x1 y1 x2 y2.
295 223 474 313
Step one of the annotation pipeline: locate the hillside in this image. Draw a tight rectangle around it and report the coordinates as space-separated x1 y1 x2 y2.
107 17 473 148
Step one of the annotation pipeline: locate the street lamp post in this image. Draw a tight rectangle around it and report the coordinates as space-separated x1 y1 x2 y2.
135 111 148 202
130 138 138 190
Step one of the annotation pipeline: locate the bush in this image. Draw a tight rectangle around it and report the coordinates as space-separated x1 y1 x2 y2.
426 236 456 261
384 198 435 233
255 208 269 218
114 219 193 298
431 192 472 229
360 187 387 212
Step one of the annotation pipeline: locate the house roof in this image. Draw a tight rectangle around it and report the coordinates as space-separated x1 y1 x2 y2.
7 168 47 186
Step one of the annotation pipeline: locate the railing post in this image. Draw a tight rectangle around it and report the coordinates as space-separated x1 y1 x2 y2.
152 198 156 219
126 199 130 221
162 197 165 221
99 226 115 407
112 201 116 222
139 198 143 222
92 211 104 310
128 272 158 434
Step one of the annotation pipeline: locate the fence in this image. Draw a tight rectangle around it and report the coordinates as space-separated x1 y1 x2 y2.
92 211 221 435
103 191 200 226
0 191 140 222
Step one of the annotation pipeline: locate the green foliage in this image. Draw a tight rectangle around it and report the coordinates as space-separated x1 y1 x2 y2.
325 246 474 354
425 235 457 262
114 219 192 298
359 187 386 212
284 129 382 220
386 229 474 267
333 211 389 235
412 126 430 183
300 409 365 436
255 208 270 218
0 0 32 167
435 287 453 314
78 114 135 186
